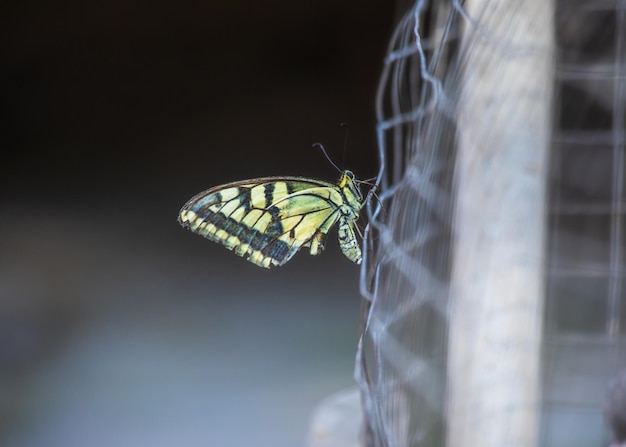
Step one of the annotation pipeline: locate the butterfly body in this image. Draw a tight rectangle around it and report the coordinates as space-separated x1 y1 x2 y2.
178 170 363 268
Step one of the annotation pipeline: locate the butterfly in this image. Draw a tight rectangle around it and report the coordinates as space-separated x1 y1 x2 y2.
178 170 364 268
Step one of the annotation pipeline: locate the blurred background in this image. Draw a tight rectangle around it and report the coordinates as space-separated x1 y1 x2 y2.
1 2 395 446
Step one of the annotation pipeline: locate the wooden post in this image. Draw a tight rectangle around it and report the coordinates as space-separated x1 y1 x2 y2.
448 1 554 446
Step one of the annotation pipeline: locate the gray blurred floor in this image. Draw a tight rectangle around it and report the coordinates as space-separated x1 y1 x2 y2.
0 211 361 447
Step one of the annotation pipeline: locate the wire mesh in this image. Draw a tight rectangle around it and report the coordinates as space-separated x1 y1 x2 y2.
356 0 626 446
358 2 461 446
545 0 626 445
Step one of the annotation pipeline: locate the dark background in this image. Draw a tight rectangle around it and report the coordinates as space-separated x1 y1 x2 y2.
1 1 395 446
2 1 391 204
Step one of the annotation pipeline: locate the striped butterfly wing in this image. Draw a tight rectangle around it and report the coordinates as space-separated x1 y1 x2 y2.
178 177 346 268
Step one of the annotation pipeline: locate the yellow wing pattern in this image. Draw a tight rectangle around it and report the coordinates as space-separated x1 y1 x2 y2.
178 171 363 268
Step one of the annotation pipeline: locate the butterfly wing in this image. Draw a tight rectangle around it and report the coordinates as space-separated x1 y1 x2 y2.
178 177 345 268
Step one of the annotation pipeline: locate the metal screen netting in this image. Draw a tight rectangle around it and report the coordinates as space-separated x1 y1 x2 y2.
357 2 461 446
354 0 626 446
545 1 626 445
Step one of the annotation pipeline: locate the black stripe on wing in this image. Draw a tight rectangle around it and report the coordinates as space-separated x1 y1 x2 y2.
179 178 342 267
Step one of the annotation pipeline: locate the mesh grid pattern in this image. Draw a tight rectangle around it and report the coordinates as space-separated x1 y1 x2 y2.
357 2 461 446
356 0 626 446
544 0 626 445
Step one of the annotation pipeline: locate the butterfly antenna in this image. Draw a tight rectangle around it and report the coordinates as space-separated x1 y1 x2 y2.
340 122 349 167
312 143 342 174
